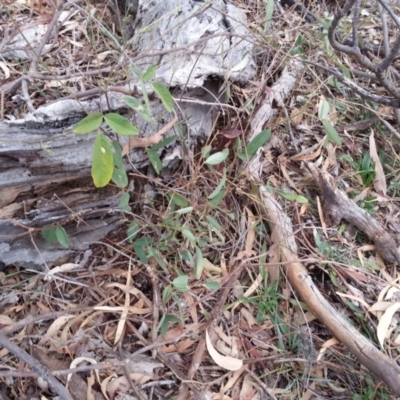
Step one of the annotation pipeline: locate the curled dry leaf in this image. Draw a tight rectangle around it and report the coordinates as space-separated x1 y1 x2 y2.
205 330 243 371
107 374 152 399
67 357 100 387
38 315 75 345
46 263 80 279
377 302 400 348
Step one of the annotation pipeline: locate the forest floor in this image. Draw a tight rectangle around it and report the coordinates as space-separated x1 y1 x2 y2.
2 0 400 399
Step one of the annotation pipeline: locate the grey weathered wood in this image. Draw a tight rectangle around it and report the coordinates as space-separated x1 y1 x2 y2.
0 0 256 269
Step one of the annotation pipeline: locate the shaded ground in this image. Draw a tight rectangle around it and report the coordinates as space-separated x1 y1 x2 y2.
2 0 400 399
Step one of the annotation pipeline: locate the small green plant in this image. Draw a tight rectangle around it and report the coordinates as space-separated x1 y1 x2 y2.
72 64 173 188
318 98 342 146
352 152 376 187
41 224 69 248
42 65 174 247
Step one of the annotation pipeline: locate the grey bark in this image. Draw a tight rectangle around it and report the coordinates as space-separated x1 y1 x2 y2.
0 0 256 269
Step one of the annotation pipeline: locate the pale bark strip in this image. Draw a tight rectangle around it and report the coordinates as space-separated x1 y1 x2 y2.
245 57 400 395
248 58 305 179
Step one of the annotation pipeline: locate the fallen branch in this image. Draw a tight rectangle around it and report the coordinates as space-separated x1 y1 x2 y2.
0 331 73 400
245 57 400 395
307 163 400 264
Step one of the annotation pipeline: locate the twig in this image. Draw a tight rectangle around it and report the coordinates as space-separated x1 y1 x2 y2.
142 263 164 358
0 331 73 400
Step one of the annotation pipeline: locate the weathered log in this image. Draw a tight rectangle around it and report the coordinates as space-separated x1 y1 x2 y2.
0 0 256 268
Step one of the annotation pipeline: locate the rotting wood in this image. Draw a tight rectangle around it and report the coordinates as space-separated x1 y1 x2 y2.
0 0 256 269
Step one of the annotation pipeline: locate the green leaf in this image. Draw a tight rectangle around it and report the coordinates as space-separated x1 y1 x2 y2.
131 65 143 78
146 148 163 174
246 129 271 157
151 135 176 151
119 192 131 212
208 168 226 199
162 286 173 303
127 220 141 241
73 112 103 134
206 216 222 232
209 189 225 206
195 246 204 279
182 229 196 246
55 226 69 248
275 189 308 204
122 96 155 123
122 95 142 109
172 275 189 292
319 100 330 120
322 120 342 145
264 0 275 32
104 113 139 136
205 149 229 165
170 193 189 207
133 240 148 264
112 164 128 187
111 141 128 188
204 281 220 291
142 64 157 83
152 82 174 112
176 207 194 215
111 141 124 169
91 133 114 188
42 225 57 243
157 314 179 336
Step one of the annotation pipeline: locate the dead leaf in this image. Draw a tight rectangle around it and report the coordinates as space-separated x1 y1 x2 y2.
369 130 387 196
377 302 400 348
205 330 243 371
38 315 75 345
107 374 152 398
122 116 178 156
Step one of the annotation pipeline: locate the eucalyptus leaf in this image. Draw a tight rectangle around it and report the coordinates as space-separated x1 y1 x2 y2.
319 100 330 120
205 149 229 165
146 148 163 174
275 189 308 204
322 120 342 145
151 135 176 151
246 129 271 157
195 246 204 279
208 168 226 199
170 193 189 207
182 229 196 246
